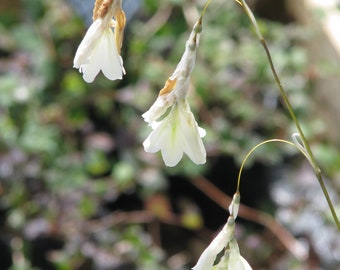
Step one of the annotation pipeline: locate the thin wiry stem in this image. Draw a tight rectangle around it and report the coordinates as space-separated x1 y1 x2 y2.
236 139 297 192
201 0 213 18
236 0 340 230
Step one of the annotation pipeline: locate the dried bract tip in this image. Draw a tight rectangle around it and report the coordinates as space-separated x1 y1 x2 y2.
93 0 114 21
98 0 114 19
159 78 177 96
114 7 126 53
93 0 105 21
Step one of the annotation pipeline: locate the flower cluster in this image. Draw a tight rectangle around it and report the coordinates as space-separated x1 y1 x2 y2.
142 21 206 167
192 193 252 270
73 0 126 83
73 1 206 167
72 3 253 269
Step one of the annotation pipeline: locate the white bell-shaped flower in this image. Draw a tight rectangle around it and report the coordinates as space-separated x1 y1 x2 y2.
192 201 253 270
212 239 252 270
192 217 235 270
73 0 125 83
142 20 206 167
143 99 206 167
73 19 124 83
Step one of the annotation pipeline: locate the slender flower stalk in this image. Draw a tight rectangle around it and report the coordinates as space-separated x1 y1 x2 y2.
235 0 340 230
142 21 206 167
73 0 126 83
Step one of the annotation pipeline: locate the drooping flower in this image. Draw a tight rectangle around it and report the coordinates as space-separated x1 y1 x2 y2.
142 21 206 167
73 0 126 83
212 239 253 270
192 217 235 270
143 99 206 167
192 193 253 270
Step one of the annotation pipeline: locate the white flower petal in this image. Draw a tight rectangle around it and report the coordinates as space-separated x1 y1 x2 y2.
205 228 252 270
160 124 185 167
239 256 253 270
100 28 124 80
162 145 185 167
192 245 219 270
142 95 171 124
192 221 234 270
80 44 102 83
227 239 253 270
143 121 166 153
73 19 124 83
143 115 183 167
143 100 206 167
81 28 123 82
73 20 103 69
177 101 206 165
210 251 253 270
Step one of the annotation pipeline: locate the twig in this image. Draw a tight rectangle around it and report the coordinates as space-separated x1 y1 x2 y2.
141 4 173 39
83 210 180 234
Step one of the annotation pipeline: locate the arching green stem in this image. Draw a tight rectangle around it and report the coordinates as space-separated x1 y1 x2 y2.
237 139 297 192
200 0 213 18
236 0 340 230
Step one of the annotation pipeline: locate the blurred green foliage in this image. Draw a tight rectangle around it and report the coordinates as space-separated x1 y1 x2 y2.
0 0 339 269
